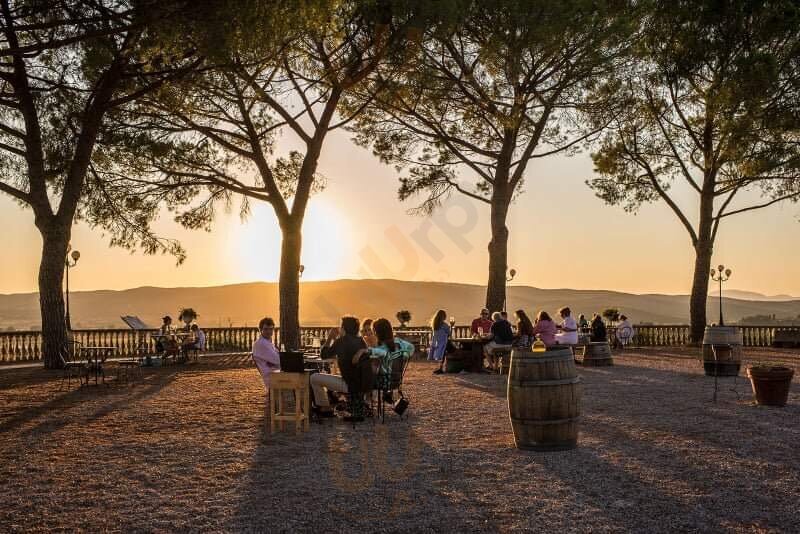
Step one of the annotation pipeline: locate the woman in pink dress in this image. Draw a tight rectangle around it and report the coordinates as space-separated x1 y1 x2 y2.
532 310 557 346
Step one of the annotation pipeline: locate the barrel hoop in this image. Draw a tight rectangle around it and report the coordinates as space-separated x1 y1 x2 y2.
512 355 574 365
508 377 581 387
510 416 580 425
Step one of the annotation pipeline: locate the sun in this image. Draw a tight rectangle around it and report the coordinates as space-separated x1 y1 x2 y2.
228 199 350 283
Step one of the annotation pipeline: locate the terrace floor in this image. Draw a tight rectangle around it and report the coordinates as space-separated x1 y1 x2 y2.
1 348 799 533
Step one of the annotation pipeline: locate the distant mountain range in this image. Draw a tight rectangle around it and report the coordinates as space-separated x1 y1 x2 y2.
1 279 799 331
721 289 798 302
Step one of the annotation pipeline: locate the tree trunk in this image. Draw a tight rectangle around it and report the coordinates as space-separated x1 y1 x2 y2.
38 224 70 369
689 185 716 345
689 238 713 344
278 221 302 350
486 193 510 313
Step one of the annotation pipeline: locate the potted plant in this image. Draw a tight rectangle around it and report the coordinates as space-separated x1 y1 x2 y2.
396 310 412 329
747 364 794 406
179 307 198 327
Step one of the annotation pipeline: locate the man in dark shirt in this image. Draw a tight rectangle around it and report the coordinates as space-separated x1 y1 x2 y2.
484 311 514 371
312 316 369 420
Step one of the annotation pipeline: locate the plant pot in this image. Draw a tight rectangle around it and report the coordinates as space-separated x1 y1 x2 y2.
747 366 794 407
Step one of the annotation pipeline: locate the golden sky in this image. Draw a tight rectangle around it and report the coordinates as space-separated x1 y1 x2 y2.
1 129 798 297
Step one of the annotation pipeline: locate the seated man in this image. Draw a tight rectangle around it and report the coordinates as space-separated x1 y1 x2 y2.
252 317 280 402
555 307 579 345
470 308 493 336
484 312 514 371
310 316 367 419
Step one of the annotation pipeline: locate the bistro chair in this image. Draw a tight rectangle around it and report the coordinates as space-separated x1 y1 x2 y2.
59 339 87 389
371 356 411 423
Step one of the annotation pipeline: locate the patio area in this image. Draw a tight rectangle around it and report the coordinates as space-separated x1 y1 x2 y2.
1 349 799 532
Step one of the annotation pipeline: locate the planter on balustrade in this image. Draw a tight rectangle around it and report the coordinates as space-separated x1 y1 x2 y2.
747 366 794 407
701 326 742 377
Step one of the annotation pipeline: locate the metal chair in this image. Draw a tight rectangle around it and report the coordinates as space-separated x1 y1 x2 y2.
59 339 87 389
371 357 411 423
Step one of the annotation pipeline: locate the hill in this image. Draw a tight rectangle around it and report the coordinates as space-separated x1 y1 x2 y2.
2 279 800 330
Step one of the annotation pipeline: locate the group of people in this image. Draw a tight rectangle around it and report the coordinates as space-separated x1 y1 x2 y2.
251 315 413 423
426 306 634 373
155 315 206 361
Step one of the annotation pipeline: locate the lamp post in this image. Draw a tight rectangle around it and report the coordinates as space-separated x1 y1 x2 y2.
503 268 516 312
64 245 80 331
710 264 731 326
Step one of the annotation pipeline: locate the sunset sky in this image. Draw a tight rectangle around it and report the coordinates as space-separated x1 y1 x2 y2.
1 129 798 297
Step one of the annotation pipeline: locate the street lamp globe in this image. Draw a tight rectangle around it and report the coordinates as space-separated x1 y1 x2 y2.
71 250 80 263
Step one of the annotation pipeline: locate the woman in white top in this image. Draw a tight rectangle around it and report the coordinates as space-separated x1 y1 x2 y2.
555 306 579 345
616 315 635 346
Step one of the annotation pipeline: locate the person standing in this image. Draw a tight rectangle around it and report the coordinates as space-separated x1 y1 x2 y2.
428 309 451 374
252 317 280 398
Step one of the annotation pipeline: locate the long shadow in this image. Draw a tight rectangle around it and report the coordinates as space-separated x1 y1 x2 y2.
12 369 182 441
230 416 492 531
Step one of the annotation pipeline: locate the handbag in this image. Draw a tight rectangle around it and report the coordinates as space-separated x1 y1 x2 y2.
392 392 409 416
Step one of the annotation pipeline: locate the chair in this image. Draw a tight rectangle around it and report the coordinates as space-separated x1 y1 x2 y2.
269 371 310 433
59 339 87 389
371 357 411 423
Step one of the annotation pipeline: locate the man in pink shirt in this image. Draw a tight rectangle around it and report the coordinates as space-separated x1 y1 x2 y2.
252 317 280 396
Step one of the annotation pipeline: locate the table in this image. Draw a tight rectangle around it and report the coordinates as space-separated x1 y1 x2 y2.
80 346 115 385
448 337 490 373
303 356 338 375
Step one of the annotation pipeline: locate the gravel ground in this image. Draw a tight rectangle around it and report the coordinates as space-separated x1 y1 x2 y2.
1 348 798 533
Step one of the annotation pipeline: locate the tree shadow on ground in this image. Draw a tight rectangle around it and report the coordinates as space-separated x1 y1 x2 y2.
230 412 491 532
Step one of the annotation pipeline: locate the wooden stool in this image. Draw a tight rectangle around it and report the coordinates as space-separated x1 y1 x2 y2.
269 371 310 434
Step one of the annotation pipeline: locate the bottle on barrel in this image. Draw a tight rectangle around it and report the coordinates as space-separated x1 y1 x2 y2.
532 334 546 353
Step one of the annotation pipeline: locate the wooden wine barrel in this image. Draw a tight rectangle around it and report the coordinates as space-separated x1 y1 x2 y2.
507 347 581 451
702 326 742 377
581 342 613 366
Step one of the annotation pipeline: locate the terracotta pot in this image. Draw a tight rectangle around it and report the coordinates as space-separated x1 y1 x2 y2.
747 366 794 407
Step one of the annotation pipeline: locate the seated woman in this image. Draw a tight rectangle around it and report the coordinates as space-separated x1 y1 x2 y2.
555 307 579 345
590 313 607 342
514 309 535 348
181 324 206 361
616 315 635 347
354 318 413 383
532 311 557 346
361 318 378 348
428 309 451 375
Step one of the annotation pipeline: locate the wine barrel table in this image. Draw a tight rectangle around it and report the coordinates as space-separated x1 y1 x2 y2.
702 326 742 377
507 347 581 451
581 342 613 366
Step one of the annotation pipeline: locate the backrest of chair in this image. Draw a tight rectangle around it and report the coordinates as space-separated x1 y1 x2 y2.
61 339 83 364
389 356 409 389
